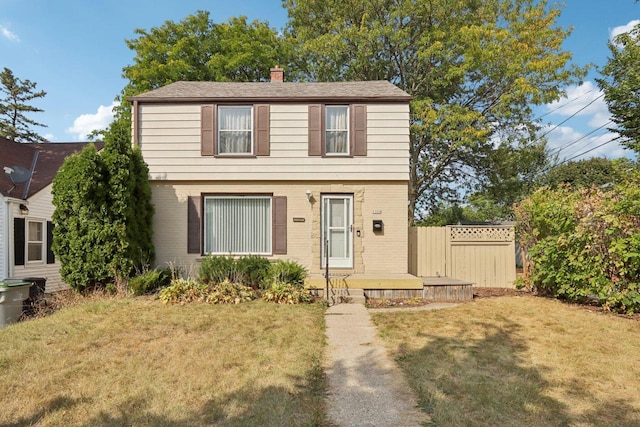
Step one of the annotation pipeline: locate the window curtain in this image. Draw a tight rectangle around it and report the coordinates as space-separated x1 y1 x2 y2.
204 197 271 254
219 107 252 153
325 106 348 154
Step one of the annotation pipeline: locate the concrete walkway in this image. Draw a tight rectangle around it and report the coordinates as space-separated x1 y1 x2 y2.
324 301 431 426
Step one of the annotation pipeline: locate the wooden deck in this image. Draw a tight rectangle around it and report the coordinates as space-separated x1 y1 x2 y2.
364 276 474 301
307 274 474 302
421 277 474 301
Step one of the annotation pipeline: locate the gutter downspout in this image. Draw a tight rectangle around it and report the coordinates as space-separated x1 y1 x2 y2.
3 197 23 280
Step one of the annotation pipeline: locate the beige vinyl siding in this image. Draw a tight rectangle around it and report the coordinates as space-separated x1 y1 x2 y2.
138 103 409 181
11 185 65 293
151 181 408 276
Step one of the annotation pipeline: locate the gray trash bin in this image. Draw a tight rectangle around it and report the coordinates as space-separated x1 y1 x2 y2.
0 280 31 328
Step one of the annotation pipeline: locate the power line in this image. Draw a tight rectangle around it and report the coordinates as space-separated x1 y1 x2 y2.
537 93 605 140
548 120 613 156
561 135 620 163
535 88 595 121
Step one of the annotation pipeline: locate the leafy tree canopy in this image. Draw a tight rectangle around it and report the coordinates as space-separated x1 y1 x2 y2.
542 157 637 190
0 67 47 142
100 12 291 143
285 0 587 221
597 23 640 153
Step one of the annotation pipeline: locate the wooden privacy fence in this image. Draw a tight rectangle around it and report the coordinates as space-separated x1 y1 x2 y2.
409 225 516 288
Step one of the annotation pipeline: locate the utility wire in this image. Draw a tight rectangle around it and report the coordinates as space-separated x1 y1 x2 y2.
537 93 605 141
548 120 613 156
535 88 595 121
561 136 620 163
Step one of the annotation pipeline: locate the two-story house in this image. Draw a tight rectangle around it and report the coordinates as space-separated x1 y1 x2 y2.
130 67 422 290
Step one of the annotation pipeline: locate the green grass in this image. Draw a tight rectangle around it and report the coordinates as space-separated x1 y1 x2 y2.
0 298 327 426
372 296 640 427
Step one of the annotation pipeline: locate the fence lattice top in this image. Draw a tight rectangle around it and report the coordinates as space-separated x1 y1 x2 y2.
449 226 514 242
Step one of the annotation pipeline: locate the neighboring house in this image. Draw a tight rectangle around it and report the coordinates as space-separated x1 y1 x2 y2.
130 67 422 289
0 137 97 292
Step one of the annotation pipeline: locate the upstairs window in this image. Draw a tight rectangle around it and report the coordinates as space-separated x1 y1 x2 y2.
201 104 270 157
218 106 253 154
325 106 349 155
308 104 367 157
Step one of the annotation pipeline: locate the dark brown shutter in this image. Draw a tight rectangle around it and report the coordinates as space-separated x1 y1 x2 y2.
14 218 25 266
273 196 287 255
351 104 367 156
187 196 202 254
46 221 55 264
201 104 216 156
255 104 270 156
308 104 323 156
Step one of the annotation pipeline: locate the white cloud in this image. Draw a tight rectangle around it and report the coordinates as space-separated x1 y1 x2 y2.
43 133 56 142
545 81 611 128
544 124 632 162
610 19 640 40
66 102 119 140
0 25 19 42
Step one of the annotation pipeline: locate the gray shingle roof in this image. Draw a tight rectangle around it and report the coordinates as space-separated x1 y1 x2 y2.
129 80 411 102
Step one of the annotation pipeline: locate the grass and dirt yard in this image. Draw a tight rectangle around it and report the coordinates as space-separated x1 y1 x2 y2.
372 293 640 426
0 296 326 427
2 290 640 426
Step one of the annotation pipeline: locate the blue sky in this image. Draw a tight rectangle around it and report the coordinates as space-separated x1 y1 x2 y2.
0 0 638 161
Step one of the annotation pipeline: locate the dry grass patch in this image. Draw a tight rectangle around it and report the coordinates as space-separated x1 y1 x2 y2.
1 298 326 426
372 296 640 426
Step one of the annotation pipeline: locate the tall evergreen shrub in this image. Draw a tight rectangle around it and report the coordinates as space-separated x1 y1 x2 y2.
52 131 154 291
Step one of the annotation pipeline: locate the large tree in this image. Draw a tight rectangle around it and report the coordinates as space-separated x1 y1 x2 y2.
597 22 640 153
0 67 47 142
284 0 586 221
100 12 291 143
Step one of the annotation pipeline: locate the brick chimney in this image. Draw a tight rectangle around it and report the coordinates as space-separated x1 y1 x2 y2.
270 66 284 83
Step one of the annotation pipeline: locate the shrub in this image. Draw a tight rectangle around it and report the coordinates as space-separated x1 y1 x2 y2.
52 138 154 292
515 180 640 313
269 259 308 287
128 268 172 296
159 279 208 304
262 282 313 304
199 255 239 284
207 280 254 304
236 255 271 289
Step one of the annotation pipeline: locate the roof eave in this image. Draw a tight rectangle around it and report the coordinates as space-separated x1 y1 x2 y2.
128 95 412 103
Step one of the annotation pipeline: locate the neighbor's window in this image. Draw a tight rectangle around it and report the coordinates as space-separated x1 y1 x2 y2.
218 106 253 154
27 220 44 262
204 196 271 254
325 105 349 155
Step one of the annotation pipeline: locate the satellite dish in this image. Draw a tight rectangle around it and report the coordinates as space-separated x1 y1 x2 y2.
4 165 32 183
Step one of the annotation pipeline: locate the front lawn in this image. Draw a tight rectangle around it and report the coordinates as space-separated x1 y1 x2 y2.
0 298 326 426
372 295 640 426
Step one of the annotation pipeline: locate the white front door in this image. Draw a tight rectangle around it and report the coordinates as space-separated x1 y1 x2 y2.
321 195 353 269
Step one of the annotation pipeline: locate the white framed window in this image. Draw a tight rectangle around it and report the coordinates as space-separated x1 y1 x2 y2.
218 106 253 154
325 105 349 155
27 220 44 262
204 196 272 254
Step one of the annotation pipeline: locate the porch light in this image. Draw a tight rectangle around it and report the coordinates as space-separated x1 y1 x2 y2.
306 190 312 202
19 203 29 215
